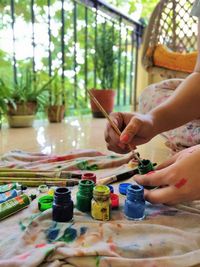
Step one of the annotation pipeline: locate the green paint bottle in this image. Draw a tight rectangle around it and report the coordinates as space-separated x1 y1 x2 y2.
138 159 154 175
0 193 36 221
138 159 156 190
76 179 94 212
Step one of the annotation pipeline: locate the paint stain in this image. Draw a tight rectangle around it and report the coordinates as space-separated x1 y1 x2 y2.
175 178 187 189
46 228 59 242
109 243 116 252
16 252 30 260
80 226 88 235
35 243 46 248
87 164 98 170
76 249 85 256
19 221 26 231
58 227 77 243
96 256 100 267
106 236 113 243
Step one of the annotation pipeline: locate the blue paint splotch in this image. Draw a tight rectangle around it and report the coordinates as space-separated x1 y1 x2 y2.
80 226 88 236
46 222 59 242
47 228 60 242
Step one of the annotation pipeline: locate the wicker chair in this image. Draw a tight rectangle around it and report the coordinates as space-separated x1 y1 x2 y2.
142 0 198 79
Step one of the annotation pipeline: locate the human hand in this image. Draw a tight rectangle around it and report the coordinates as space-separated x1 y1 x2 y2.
104 112 155 154
134 145 200 204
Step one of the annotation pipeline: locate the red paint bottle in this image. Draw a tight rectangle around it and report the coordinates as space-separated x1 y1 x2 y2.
82 173 97 184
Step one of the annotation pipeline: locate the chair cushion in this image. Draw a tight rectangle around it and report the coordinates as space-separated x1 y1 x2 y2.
152 44 197 73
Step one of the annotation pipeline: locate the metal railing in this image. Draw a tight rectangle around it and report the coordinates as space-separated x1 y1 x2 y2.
1 0 144 114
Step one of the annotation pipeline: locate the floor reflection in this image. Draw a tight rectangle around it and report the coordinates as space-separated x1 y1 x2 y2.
0 116 170 164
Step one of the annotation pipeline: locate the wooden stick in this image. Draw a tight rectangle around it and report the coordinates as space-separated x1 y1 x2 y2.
87 89 143 165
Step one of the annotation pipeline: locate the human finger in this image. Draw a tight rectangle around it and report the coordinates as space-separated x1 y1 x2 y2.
134 169 168 188
106 143 130 154
155 155 177 170
120 117 142 144
144 186 178 204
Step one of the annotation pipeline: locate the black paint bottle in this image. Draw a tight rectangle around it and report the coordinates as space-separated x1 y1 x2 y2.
52 187 73 222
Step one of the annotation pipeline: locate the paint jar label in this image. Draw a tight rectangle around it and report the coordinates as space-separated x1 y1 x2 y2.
91 200 110 221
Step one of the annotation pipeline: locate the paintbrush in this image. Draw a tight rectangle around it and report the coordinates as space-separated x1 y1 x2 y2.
87 89 143 165
97 168 139 185
0 169 82 179
0 178 79 187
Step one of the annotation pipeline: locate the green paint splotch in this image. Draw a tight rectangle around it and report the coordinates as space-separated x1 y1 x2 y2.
96 255 100 267
76 160 98 170
58 227 77 243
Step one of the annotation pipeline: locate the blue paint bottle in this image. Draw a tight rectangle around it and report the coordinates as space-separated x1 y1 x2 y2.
52 187 73 222
124 184 145 221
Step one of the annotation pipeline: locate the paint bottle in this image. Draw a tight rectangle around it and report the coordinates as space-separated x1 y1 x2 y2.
0 183 27 194
138 159 157 189
110 193 119 209
124 184 145 221
0 189 23 204
0 194 36 221
76 179 94 212
119 183 132 195
82 173 97 184
52 187 73 222
138 159 154 175
91 185 110 221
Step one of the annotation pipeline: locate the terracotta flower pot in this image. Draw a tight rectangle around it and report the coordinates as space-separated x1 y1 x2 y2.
47 105 65 123
89 89 116 118
7 101 37 116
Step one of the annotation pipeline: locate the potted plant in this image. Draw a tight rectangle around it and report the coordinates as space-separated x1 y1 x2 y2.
1 69 53 128
0 79 15 129
90 26 117 118
47 73 66 123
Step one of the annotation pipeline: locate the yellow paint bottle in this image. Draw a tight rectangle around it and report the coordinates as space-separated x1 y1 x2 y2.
91 185 110 221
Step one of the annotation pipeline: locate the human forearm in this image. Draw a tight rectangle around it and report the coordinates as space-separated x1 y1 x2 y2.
149 71 200 134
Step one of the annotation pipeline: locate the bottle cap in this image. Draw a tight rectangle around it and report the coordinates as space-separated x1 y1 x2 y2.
93 185 110 196
30 194 37 201
21 185 27 191
48 186 57 196
38 184 48 193
107 185 114 193
110 193 119 209
119 183 132 195
38 195 53 212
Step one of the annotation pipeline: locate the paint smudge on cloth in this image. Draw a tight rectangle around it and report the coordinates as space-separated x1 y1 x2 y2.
1 188 200 266
0 149 136 171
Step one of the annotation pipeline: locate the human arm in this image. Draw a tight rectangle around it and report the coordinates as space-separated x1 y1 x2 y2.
105 21 200 153
144 20 200 135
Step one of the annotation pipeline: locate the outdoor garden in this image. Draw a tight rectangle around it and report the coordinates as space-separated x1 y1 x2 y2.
0 0 158 128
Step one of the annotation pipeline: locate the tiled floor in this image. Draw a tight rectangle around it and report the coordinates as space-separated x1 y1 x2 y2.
0 115 171 164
